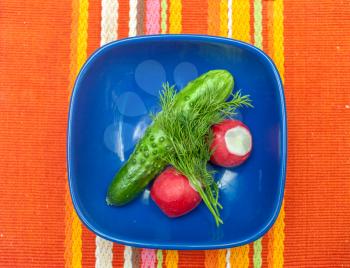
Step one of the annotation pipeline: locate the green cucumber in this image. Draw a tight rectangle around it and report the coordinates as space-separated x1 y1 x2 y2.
107 70 234 206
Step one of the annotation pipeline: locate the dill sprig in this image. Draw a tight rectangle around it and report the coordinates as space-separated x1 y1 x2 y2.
155 83 252 226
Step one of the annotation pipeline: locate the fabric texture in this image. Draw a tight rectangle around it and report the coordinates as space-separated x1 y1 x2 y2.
0 0 349 267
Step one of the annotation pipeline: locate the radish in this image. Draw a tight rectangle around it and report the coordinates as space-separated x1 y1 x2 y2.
150 167 202 218
210 119 252 167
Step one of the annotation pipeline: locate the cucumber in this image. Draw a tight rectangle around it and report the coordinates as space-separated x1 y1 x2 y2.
107 70 234 206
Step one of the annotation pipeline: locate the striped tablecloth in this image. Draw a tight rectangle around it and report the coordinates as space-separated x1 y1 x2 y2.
1 0 349 267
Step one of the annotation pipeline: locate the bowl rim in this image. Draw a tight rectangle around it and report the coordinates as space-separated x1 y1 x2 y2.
67 34 287 250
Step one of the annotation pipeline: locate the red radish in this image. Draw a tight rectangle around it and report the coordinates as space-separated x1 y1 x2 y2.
210 119 252 168
150 167 202 218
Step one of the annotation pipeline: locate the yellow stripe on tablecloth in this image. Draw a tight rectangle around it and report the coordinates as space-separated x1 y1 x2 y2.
65 0 80 266
77 0 89 70
208 0 220 35
219 0 228 37
65 0 89 267
230 245 250 268
272 0 284 82
217 249 226 268
166 250 179 268
267 0 285 267
227 2 251 267
204 250 225 268
169 0 182 33
71 210 82 268
268 203 285 268
232 0 251 43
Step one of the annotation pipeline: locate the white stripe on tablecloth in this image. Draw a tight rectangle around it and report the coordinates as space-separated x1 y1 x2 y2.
226 248 231 268
101 0 119 45
227 0 233 38
95 1 119 267
129 0 138 37
124 246 133 268
123 1 139 266
95 235 114 268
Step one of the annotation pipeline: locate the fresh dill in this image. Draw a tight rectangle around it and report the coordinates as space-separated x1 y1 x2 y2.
154 83 252 226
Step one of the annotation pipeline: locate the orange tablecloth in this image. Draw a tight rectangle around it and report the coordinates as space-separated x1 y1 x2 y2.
1 0 349 267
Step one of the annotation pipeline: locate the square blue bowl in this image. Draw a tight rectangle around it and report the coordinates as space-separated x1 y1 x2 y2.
68 35 287 249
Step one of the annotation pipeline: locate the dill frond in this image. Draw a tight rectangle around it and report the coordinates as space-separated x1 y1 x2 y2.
155 83 252 226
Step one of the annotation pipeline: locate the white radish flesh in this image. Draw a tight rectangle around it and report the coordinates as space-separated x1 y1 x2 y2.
210 119 252 167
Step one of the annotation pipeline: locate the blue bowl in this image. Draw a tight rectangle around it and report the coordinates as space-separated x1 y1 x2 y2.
68 35 287 249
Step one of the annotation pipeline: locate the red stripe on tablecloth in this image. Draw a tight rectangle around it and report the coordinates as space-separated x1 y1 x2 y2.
261 236 268 268
283 0 350 266
87 0 101 56
182 0 207 34
81 226 96 268
178 250 205 268
0 0 71 267
118 0 129 39
113 244 125 267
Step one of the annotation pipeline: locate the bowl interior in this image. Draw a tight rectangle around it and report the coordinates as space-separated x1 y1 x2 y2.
68 35 286 249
